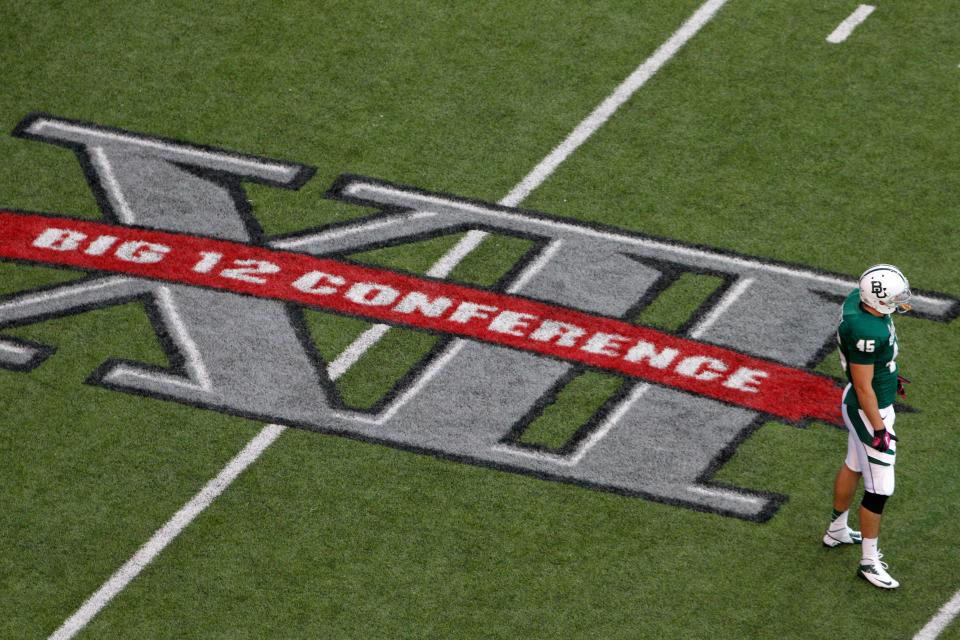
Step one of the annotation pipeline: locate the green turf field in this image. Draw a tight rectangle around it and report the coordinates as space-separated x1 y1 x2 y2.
2 1 960 638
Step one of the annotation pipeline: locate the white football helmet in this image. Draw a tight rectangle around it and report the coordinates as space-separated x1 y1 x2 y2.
859 264 912 315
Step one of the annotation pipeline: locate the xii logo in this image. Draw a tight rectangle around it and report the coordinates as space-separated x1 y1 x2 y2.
2 114 957 521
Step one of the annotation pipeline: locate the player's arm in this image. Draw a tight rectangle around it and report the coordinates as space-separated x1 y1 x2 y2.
849 362 891 451
849 363 884 429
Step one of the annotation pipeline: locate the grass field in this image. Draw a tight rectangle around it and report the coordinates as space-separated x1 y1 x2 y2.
2 1 960 638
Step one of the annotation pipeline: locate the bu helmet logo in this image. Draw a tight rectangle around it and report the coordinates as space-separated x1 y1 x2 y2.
872 280 887 298
2 114 958 522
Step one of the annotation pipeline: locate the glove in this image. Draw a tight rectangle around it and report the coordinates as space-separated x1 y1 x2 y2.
871 428 892 452
897 374 911 398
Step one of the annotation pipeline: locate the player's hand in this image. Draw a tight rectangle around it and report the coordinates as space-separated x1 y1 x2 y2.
897 374 911 398
871 428 892 452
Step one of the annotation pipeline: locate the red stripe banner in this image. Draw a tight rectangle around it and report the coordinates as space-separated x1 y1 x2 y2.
0 211 843 425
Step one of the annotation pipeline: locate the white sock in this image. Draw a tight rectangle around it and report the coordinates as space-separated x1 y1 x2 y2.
862 537 879 561
829 510 849 531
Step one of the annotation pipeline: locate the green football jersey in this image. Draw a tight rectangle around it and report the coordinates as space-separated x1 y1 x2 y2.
837 289 899 409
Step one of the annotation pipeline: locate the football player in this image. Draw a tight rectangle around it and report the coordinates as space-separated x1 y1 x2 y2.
823 264 911 589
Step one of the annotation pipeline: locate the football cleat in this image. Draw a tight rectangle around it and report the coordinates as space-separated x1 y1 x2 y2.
857 554 899 589
823 526 863 548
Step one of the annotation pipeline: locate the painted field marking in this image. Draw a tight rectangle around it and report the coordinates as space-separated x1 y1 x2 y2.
340 179 955 311
500 0 730 208
46 2 730 637
914 589 960 640
48 424 286 640
330 0 730 377
688 277 754 339
490 383 654 467
826 4 876 44
26 119 302 180
495 270 758 468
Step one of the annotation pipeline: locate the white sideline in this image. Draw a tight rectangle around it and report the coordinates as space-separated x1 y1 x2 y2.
826 4 875 44
914 590 960 640
47 2 730 637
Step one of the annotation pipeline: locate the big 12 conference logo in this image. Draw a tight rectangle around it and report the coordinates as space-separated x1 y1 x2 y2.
1 114 956 521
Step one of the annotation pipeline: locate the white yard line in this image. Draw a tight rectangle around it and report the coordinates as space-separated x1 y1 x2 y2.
491 383 654 467
688 278 754 339
342 181 957 311
500 0 729 208
505 240 564 294
330 0 730 375
271 211 438 251
47 3 729 637
826 4 875 44
47 424 286 640
566 383 652 464
425 229 490 278
914 590 960 640
326 323 392 381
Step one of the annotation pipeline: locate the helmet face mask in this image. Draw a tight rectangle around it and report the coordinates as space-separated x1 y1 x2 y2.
858 264 912 315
